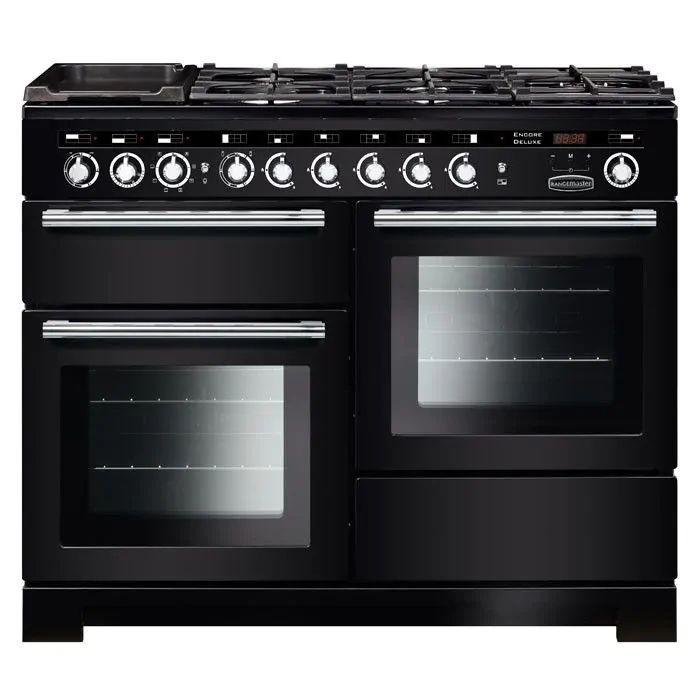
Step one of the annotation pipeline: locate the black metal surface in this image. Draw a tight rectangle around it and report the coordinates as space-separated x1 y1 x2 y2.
21 114 678 200
23 309 349 582
355 477 677 581
356 200 676 471
23 201 350 307
23 586 677 642
24 64 197 103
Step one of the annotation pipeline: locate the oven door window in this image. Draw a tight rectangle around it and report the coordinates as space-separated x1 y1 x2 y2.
61 365 310 546
392 256 642 435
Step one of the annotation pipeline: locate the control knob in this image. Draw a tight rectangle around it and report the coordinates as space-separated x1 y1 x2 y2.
356 153 386 188
155 152 191 189
311 153 339 188
110 153 145 188
64 152 99 188
604 152 639 188
448 153 477 188
365 160 385 183
410 160 431 184
265 153 294 188
402 153 431 188
220 153 255 188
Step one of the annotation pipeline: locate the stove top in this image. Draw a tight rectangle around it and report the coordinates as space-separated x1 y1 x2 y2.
24 64 675 106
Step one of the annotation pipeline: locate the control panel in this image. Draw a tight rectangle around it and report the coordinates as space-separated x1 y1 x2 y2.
25 125 672 199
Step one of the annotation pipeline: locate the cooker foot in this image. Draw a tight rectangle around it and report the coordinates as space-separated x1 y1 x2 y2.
616 589 676 642
23 587 84 642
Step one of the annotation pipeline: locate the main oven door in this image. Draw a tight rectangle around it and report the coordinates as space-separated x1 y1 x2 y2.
357 203 676 471
24 310 348 582
23 202 349 306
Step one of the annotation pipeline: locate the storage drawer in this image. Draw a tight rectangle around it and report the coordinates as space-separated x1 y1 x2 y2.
23 201 350 307
355 477 676 582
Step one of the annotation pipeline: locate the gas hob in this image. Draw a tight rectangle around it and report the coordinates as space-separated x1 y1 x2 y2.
25 63 675 105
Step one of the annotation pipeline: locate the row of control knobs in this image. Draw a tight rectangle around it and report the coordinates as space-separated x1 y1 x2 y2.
63 151 640 189
63 150 480 190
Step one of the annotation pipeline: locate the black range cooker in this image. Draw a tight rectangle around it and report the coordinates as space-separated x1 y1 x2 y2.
22 63 677 641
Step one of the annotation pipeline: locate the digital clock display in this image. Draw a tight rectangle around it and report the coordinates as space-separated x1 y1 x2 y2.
553 132 587 145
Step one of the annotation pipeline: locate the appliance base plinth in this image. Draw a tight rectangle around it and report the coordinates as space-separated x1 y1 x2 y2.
23 585 676 643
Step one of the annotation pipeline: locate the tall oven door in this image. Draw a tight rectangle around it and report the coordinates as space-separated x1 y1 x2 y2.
23 202 349 306
357 204 676 471
24 310 348 582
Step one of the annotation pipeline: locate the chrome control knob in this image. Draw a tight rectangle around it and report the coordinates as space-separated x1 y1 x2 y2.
365 160 385 183
356 153 386 188
604 152 639 188
64 152 99 188
410 160 431 184
228 159 249 183
265 153 294 188
448 153 478 188
456 162 476 184
402 153 431 188
69 159 90 184
110 153 145 188
163 159 183 183
156 152 191 188
612 160 632 184
220 153 254 188
311 153 339 188
272 160 293 184
318 160 338 184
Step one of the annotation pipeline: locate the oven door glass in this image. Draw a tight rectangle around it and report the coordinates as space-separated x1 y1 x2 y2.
392 255 642 435
61 364 310 546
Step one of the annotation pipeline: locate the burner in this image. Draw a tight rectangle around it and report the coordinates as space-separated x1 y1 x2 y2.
351 65 512 104
506 66 675 104
190 63 352 104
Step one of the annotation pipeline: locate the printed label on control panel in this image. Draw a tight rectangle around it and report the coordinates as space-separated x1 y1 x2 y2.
548 174 594 192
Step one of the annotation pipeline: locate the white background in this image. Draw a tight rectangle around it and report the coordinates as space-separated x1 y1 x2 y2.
1 1 697 697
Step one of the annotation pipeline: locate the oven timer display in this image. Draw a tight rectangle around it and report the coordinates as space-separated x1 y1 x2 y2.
553 132 588 145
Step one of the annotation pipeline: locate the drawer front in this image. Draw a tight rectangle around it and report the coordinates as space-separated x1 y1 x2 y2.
24 202 349 307
356 477 676 582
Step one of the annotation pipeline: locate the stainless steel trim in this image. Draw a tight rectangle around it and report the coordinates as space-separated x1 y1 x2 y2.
42 321 325 339
41 209 325 228
374 209 657 227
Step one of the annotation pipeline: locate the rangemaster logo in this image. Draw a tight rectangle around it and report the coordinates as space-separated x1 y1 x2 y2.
548 175 595 192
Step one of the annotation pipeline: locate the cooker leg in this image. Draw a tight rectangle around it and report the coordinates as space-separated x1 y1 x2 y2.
616 589 676 642
23 588 84 642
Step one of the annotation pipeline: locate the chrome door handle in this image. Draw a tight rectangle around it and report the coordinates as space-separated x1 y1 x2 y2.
42 321 325 339
373 209 657 227
41 209 325 228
